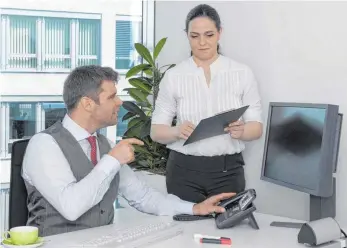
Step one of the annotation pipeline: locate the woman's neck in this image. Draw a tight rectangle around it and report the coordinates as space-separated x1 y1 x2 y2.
192 53 220 68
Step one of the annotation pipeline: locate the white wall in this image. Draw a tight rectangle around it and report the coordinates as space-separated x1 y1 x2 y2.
155 1 347 225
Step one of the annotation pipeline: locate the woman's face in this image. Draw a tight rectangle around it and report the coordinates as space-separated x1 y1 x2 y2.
187 16 221 61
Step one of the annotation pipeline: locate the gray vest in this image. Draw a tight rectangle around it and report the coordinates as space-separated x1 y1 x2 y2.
25 121 120 237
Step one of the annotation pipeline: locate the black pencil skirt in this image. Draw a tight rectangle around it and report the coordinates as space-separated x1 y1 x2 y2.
166 150 246 203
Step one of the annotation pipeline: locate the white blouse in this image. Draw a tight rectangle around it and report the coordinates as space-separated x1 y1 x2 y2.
152 55 263 156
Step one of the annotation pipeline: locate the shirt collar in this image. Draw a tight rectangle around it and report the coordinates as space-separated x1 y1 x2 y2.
190 54 223 71
62 114 97 142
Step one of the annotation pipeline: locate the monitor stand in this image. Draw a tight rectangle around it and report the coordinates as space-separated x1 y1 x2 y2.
270 178 336 229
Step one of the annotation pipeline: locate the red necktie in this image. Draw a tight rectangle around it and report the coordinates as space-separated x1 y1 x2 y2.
87 136 97 166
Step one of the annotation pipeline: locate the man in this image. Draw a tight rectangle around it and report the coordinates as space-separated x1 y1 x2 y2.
22 65 235 237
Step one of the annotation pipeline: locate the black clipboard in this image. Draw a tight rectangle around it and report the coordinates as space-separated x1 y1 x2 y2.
183 105 249 146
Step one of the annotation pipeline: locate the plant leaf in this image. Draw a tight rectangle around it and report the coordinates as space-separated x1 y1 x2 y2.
123 88 149 95
153 37 167 60
134 145 152 155
138 76 153 86
160 64 176 80
140 119 151 138
128 117 143 129
128 78 152 93
130 77 152 87
122 101 147 119
143 68 153 76
136 101 151 108
135 43 154 66
137 160 150 167
128 88 149 104
164 64 176 72
123 121 143 137
126 64 151 78
122 112 136 121
159 64 174 70
153 159 167 166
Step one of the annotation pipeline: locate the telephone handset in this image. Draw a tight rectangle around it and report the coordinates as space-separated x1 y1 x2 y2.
173 189 259 230
215 188 259 229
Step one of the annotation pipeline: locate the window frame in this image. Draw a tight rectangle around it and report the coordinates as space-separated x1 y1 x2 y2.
0 0 156 158
115 14 143 74
115 0 155 75
0 96 130 159
0 8 102 73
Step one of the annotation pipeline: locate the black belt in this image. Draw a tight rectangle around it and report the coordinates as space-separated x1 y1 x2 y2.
168 150 245 173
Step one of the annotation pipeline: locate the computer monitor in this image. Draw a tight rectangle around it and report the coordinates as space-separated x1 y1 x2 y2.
261 102 342 226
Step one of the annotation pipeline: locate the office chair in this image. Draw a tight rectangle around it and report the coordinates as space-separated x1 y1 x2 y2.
9 139 30 228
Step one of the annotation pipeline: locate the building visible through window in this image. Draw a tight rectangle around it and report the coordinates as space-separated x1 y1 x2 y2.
10 103 36 140
116 15 142 71
1 12 101 72
42 103 67 129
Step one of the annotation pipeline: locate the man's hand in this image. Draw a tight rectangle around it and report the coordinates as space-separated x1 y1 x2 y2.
192 193 236 215
224 120 245 139
108 138 144 165
174 121 196 140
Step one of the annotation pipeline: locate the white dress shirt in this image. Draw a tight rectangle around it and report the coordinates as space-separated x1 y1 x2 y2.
152 55 263 156
22 115 194 222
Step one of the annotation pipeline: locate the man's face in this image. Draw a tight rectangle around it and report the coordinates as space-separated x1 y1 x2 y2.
91 80 123 128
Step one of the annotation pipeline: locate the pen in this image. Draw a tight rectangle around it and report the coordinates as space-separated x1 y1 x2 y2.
200 238 232 245
194 234 231 241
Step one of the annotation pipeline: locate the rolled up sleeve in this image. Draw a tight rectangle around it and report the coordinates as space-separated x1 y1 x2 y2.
242 67 263 123
152 72 177 125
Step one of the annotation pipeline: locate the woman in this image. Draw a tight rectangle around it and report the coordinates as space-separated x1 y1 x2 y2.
151 4 263 203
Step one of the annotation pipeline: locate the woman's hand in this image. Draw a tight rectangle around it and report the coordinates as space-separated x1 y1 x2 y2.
175 121 196 140
224 120 245 139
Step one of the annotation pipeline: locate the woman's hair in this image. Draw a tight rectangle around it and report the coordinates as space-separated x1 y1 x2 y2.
185 4 222 54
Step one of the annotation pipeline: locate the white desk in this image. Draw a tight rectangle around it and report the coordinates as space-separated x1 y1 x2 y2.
36 208 307 248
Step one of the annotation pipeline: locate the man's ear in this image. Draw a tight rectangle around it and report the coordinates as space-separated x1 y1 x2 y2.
80 96 94 113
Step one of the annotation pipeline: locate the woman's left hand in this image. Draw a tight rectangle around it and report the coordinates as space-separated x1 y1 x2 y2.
224 120 245 139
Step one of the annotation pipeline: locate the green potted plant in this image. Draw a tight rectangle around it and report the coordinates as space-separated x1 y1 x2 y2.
121 37 175 175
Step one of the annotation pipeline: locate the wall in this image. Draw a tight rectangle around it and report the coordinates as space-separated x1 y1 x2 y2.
155 1 347 225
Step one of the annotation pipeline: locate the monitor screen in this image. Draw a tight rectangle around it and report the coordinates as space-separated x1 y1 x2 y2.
263 106 326 190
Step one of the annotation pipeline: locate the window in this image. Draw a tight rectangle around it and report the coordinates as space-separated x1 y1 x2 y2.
78 19 101 66
43 17 72 69
42 103 67 129
0 10 101 72
8 103 36 154
0 101 122 158
0 102 67 158
5 15 38 69
115 15 142 72
0 0 155 232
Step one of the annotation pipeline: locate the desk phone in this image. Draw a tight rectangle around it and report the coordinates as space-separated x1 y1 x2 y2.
173 189 259 230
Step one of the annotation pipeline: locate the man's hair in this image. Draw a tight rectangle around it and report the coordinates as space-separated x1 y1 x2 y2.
63 65 119 112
